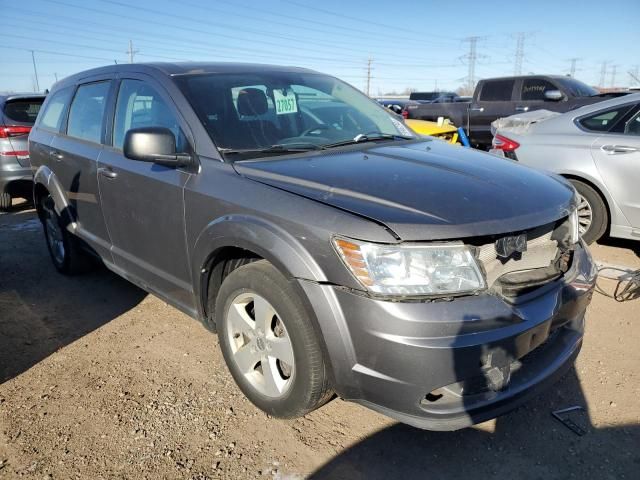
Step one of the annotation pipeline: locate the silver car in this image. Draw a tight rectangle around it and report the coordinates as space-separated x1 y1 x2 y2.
491 93 640 244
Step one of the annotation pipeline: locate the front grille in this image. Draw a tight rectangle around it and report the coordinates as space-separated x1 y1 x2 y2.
477 222 561 287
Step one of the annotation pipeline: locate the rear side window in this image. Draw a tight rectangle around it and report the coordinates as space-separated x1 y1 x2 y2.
3 98 43 124
520 79 557 101
578 105 634 132
39 87 73 131
479 80 515 102
112 79 188 151
67 81 111 143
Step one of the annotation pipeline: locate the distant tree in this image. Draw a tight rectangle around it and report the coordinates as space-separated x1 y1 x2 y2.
456 85 474 96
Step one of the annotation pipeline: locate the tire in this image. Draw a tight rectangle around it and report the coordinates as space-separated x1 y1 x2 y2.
0 192 11 210
216 260 333 418
568 179 608 245
41 194 93 275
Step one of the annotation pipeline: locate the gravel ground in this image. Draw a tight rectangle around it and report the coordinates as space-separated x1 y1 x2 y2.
1 201 639 479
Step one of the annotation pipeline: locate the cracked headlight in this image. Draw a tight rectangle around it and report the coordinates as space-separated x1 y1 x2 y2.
333 237 486 296
568 207 581 245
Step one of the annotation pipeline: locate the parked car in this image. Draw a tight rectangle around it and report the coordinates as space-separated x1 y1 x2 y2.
491 93 640 244
376 98 421 115
406 75 628 149
409 91 460 103
0 93 46 209
30 63 596 431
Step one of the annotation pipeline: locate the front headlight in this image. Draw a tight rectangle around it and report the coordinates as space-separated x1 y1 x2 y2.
333 237 486 296
568 207 580 245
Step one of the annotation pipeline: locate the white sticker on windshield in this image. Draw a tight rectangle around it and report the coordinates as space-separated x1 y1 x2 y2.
273 89 298 115
390 116 414 137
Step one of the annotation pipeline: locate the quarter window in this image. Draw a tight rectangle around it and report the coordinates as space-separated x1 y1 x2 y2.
67 81 111 143
520 79 558 101
113 79 187 151
39 87 74 131
579 105 634 133
479 80 515 102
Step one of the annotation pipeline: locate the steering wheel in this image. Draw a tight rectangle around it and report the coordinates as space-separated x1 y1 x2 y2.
300 124 331 137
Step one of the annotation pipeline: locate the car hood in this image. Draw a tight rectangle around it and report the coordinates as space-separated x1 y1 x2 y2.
233 140 575 241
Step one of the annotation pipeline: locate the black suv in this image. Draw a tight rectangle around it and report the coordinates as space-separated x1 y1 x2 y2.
29 63 596 430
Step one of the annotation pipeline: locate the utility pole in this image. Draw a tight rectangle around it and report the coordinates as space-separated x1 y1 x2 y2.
31 50 40 92
568 58 581 77
599 61 608 88
514 33 525 76
126 40 139 64
365 58 373 96
610 65 617 88
54 72 58 83
463 36 480 92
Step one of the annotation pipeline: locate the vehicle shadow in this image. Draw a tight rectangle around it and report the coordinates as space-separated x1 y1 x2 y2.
0 208 146 383
597 235 640 258
310 367 638 479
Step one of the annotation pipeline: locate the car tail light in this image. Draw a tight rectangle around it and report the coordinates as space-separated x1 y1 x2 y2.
492 134 519 152
0 125 32 138
401 109 409 119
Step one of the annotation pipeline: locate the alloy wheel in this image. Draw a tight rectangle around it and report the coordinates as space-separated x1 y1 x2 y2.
225 292 295 398
576 193 593 237
43 201 65 265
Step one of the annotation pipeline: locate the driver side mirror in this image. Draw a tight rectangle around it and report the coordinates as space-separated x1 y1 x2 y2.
123 127 191 167
544 90 564 101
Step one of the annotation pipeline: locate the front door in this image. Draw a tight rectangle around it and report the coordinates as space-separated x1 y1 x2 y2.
591 107 640 229
97 76 195 312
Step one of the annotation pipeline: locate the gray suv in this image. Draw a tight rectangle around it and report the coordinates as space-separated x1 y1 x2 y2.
29 63 597 430
1 93 45 209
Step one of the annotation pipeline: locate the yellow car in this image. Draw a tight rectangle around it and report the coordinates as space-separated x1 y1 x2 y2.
405 119 461 145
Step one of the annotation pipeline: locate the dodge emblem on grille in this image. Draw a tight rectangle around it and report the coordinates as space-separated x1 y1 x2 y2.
495 233 528 258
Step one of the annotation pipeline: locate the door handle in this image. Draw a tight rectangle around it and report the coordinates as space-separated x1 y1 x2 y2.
98 167 118 179
470 106 484 112
601 145 638 154
49 150 64 161
515 106 529 112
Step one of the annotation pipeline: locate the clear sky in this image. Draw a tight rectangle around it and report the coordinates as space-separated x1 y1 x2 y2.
1 0 638 94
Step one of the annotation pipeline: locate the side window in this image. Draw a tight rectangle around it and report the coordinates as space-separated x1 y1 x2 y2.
578 105 634 133
67 81 111 143
38 87 74 131
478 80 515 102
520 79 558 101
113 79 188 152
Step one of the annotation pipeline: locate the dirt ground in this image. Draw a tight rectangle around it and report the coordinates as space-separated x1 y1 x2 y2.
1 201 639 479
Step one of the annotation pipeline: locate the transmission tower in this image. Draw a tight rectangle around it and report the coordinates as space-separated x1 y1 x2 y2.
568 58 581 77
365 58 373 96
514 33 525 75
463 36 480 91
126 40 139 64
599 61 608 88
610 65 617 88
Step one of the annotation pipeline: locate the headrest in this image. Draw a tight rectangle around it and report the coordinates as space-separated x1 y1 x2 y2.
237 88 268 116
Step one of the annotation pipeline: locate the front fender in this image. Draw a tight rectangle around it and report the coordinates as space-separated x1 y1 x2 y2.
33 165 77 232
191 214 328 319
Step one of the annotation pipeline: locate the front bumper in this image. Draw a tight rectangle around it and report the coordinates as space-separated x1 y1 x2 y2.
300 242 596 430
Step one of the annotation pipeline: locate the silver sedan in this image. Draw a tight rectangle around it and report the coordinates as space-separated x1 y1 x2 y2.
490 93 640 244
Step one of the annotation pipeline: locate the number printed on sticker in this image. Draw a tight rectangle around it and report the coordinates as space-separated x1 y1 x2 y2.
274 89 298 115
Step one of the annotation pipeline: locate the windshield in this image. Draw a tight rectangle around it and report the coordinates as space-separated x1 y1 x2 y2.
555 78 598 97
175 71 414 157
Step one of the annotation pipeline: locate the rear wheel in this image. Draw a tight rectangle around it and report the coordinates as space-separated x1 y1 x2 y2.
568 179 608 244
0 192 11 210
216 260 333 418
41 194 93 274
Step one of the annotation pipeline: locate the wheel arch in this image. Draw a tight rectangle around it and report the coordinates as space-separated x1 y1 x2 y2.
33 165 76 231
559 173 612 230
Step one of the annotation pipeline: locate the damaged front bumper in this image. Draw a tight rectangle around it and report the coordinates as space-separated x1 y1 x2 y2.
299 241 596 431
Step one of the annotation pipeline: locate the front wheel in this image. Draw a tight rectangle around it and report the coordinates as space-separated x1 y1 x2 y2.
216 260 333 418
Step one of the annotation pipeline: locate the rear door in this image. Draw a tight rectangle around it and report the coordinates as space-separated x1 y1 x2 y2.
469 79 517 147
48 77 115 260
589 104 640 229
97 74 195 311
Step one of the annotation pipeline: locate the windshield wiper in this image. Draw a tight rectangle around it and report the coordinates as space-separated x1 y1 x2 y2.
322 132 414 149
219 143 325 157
